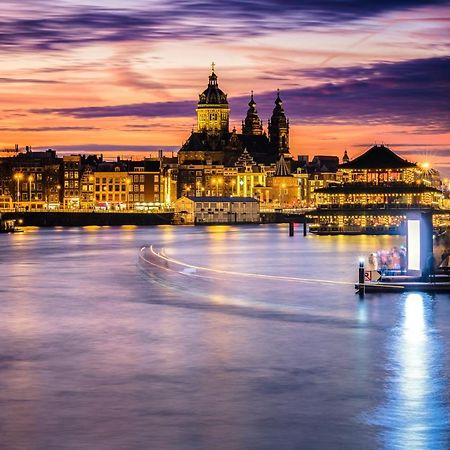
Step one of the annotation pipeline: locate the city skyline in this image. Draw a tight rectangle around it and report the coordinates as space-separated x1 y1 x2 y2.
1 1 449 175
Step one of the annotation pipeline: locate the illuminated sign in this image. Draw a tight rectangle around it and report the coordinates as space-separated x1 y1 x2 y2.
407 219 421 271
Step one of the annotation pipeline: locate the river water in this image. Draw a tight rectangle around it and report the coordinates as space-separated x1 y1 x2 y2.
0 224 449 450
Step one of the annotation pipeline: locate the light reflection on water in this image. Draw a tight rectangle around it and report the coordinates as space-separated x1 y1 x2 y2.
0 225 449 450
368 292 449 449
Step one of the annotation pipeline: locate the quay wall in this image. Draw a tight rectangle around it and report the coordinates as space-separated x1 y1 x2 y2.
2 211 309 227
3 211 174 227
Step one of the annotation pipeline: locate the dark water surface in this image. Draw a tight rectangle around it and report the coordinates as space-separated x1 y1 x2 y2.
0 225 449 450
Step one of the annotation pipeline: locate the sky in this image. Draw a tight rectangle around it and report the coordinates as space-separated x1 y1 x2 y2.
0 0 449 175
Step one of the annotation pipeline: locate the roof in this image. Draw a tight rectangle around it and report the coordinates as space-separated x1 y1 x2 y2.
186 196 258 203
339 145 416 169
275 154 291 176
179 131 279 165
198 71 228 105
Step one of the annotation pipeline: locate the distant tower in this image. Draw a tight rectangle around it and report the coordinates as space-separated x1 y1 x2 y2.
343 149 350 164
268 89 290 156
242 91 263 135
196 63 230 133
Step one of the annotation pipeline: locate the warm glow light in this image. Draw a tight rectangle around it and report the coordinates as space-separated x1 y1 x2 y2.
407 219 421 271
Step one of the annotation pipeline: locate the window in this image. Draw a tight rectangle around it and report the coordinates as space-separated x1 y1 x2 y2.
140 175 144 182
134 175 139 182
140 185 144 192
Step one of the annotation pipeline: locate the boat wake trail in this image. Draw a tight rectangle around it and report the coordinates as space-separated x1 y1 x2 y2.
137 245 361 326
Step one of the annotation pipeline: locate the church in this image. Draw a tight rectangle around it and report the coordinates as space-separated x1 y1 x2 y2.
177 66 293 199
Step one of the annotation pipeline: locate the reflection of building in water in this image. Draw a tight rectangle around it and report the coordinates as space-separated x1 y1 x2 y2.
370 293 449 448
309 145 445 234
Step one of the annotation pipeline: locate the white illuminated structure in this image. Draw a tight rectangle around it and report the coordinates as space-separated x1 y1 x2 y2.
407 219 421 271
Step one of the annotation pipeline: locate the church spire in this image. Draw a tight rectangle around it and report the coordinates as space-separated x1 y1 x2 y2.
268 89 290 156
242 91 263 135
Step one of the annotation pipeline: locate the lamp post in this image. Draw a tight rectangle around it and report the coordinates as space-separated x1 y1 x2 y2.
217 177 222 196
231 179 236 196
28 175 34 210
211 177 216 196
125 178 131 211
13 173 23 209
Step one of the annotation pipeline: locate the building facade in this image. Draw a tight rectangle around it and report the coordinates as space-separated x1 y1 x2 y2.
310 145 445 234
174 196 260 224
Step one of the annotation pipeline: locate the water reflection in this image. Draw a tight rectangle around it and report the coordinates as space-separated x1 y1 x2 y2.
374 293 449 449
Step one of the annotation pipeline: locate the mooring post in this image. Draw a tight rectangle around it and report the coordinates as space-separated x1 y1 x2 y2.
289 221 294 237
358 259 365 297
303 222 307 236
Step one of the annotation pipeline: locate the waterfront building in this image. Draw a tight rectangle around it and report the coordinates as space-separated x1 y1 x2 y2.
174 196 260 224
93 162 130 210
80 166 95 209
63 155 82 209
177 67 292 198
310 145 444 234
294 155 340 207
0 148 62 210
128 160 164 210
265 155 299 207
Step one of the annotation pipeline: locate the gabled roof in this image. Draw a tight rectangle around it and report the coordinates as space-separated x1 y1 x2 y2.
339 145 416 169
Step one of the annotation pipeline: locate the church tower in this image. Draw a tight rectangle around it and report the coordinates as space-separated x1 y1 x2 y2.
242 91 263 135
196 64 230 133
268 90 290 156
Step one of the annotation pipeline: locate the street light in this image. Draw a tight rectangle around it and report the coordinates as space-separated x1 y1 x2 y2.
125 178 131 211
28 175 34 210
13 173 23 208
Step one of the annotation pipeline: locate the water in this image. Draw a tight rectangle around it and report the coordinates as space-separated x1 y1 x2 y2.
0 224 449 450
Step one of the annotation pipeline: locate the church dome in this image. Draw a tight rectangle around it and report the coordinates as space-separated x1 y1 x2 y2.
198 69 228 105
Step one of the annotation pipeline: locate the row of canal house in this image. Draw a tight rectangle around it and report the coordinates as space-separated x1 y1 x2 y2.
0 148 178 211
309 145 447 234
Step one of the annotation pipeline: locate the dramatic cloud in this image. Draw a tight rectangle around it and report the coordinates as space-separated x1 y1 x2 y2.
0 77 62 84
1 1 449 51
34 57 450 132
0 126 98 132
42 144 179 154
34 101 195 119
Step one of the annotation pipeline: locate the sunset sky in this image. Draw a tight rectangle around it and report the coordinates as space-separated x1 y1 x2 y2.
1 1 449 175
